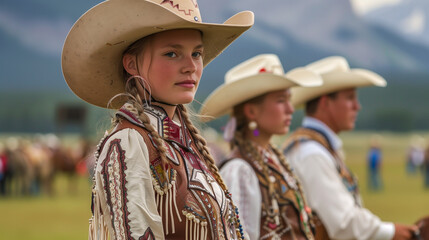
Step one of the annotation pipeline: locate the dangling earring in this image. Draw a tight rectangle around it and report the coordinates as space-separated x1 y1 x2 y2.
248 121 259 137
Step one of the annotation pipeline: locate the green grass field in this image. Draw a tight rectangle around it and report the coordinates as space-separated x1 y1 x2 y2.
338 131 429 224
0 175 92 240
0 132 428 239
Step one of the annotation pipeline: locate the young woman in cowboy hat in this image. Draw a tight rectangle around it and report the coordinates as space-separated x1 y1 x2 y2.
62 0 254 239
200 54 322 240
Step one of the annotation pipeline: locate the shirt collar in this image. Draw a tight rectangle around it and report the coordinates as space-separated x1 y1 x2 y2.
302 116 343 151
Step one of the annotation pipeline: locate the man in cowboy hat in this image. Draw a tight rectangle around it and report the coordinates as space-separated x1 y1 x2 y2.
283 56 418 240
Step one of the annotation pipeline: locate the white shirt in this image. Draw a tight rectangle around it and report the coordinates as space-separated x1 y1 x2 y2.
220 158 261 240
95 129 164 239
285 117 395 240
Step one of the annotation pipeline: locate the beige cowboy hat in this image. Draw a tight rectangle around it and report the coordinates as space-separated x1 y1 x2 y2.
199 54 323 122
62 0 254 108
291 56 387 107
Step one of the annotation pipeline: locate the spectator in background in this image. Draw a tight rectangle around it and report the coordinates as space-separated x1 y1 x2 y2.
423 143 429 189
406 135 425 175
367 134 383 191
0 143 6 195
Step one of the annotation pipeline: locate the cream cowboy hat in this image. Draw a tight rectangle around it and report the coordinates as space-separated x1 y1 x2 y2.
62 0 254 108
291 56 387 107
199 54 323 122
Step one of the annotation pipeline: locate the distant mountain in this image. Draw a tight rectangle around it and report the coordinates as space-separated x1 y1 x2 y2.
1 0 428 92
199 0 429 97
1 0 429 133
364 0 429 48
0 0 102 91
0 30 66 91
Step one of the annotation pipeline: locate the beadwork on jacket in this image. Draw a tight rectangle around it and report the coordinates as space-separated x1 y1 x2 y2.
230 146 314 240
89 103 243 240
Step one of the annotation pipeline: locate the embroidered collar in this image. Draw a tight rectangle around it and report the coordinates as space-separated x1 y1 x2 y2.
116 102 190 147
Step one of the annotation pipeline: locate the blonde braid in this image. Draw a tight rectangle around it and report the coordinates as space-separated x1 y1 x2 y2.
135 103 170 170
111 79 170 179
178 105 229 190
179 105 246 238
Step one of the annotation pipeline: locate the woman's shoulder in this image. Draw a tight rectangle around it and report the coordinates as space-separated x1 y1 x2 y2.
97 127 150 160
220 158 255 175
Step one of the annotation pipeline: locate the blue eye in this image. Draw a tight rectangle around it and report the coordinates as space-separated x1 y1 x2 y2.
165 52 177 57
192 51 202 58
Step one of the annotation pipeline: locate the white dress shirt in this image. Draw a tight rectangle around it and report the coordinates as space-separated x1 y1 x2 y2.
285 116 395 240
220 158 262 240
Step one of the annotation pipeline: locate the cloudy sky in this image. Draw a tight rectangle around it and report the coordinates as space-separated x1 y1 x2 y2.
349 0 402 15
0 0 424 58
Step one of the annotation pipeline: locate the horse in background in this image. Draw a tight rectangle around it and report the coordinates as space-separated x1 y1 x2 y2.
50 137 93 194
5 138 33 196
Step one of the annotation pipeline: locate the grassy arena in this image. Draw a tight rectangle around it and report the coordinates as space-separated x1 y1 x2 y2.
0 132 428 239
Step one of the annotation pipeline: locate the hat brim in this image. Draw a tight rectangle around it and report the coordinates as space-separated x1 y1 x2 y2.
62 0 254 108
200 74 301 122
291 69 387 107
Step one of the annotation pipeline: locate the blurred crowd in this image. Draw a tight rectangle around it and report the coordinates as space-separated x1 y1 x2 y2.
406 135 429 188
0 134 94 197
367 134 429 192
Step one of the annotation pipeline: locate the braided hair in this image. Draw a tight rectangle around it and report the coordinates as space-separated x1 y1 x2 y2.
110 77 170 179
108 33 245 238
231 95 313 229
179 105 229 191
229 95 281 220
180 105 247 238
231 94 275 189
109 34 170 177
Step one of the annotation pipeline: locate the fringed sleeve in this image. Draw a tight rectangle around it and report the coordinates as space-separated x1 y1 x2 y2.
92 129 164 240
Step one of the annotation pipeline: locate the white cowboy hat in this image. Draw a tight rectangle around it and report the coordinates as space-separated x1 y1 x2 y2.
291 56 387 107
62 0 254 108
199 54 323 122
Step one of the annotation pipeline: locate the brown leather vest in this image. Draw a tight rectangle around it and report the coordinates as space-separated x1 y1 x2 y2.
283 127 362 240
227 148 315 240
97 105 242 240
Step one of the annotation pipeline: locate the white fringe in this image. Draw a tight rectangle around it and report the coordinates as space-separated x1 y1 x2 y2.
202 221 208 240
159 190 164 225
165 186 169 235
152 169 184 237
88 190 109 240
172 179 182 222
185 211 189 240
168 183 175 233
181 211 206 240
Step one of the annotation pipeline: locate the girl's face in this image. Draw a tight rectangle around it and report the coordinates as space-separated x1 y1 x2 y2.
252 89 294 136
126 29 204 105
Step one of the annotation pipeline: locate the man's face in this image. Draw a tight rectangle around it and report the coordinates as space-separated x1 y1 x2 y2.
326 88 361 133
